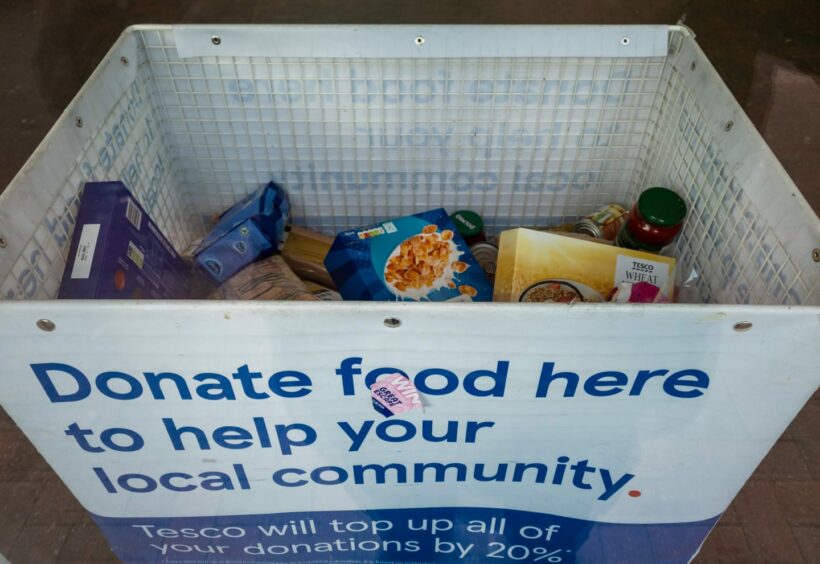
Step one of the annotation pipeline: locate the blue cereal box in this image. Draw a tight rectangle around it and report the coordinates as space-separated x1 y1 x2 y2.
194 182 289 284
58 182 189 299
324 208 493 302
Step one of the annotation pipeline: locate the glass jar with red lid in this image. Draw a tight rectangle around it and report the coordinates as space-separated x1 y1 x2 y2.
616 187 687 252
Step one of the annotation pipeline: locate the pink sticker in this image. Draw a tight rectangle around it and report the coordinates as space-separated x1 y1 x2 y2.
611 281 668 303
370 374 422 417
628 281 662 303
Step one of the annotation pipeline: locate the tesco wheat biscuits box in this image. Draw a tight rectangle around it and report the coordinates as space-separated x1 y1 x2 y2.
324 208 493 302
494 228 676 303
58 182 189 299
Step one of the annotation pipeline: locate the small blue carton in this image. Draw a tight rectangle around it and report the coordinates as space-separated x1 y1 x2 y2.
194 182 290 284
59 181 189 299
324 208 493 302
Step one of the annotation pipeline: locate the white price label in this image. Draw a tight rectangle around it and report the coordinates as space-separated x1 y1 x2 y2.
614 254 670 291
69 224 100 279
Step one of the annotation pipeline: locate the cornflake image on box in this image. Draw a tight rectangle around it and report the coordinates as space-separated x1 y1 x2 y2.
325 208 493 302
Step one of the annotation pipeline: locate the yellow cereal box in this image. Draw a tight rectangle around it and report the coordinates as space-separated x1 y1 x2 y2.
493 228 676 303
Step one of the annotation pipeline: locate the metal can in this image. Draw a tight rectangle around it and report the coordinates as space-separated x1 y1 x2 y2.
571 203 627 240
451 210 486 246
470 241 498 284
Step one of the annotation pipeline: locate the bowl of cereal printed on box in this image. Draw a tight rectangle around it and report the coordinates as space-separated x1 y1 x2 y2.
384 224 476 300
519 279 604 303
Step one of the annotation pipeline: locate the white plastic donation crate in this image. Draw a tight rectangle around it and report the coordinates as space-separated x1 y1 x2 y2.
0 25 818 564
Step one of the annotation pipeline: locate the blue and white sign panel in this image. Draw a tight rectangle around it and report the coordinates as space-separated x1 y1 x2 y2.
1 301 818 563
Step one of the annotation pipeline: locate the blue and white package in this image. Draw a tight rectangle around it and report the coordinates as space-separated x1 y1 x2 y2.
58 181 189 299
324 208 493 302
194 182 290 284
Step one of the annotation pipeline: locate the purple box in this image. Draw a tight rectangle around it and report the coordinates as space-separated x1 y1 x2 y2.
58 182 189 299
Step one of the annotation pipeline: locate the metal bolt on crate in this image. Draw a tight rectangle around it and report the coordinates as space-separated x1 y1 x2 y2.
36 319 55 332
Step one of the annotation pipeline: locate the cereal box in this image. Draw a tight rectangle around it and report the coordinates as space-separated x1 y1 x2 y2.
493 228 676 303
324 209 493 302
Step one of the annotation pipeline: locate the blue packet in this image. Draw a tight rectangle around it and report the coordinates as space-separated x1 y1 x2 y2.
58 181 189 299
324 208 493 302
194 182 290 284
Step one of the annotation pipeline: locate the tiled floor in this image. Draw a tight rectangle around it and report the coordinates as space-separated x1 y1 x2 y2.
0 1 818 562
697 394 820 563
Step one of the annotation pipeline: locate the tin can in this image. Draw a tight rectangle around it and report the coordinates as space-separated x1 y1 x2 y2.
571 203 627 240
451 210 486 246
470 242 498 284
532 222 574 233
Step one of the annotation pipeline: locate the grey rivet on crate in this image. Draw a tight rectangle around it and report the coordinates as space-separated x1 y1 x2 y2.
384 317 402 328
0 236 6 248
74 116 83 128
724 120 733 132
36 319 56 332
120 56 129 66
211 35 222 46
620 37 630 46
812 248 820 262
414 36 425 45
733 321 753 332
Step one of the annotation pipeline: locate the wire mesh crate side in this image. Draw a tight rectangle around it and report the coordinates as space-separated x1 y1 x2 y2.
0 30 199 300
634 29 819 306
2 26 816 306
141 28 666 236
